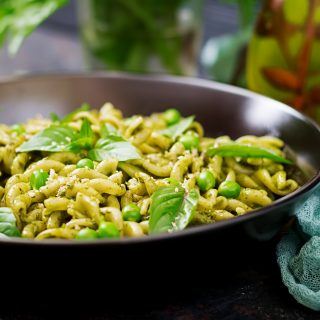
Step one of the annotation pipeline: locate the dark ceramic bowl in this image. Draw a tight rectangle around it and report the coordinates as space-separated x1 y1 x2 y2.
0 73 319 291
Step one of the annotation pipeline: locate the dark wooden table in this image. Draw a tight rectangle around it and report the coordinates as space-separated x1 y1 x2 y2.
0 2 318 319
0 240 317 320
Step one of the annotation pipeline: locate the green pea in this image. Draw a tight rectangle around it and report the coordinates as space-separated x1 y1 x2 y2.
11 124 25 135
122 203 142 222
77 158 94 169
218 181 241 199
163 108 181 126
30 169 49 190
197 171 216 192
76 228 98 240
179 132 199 150
98 222 120 238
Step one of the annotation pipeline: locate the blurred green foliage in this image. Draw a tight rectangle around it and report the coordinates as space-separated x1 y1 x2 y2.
0 0 67 55
81 0 202 74
202 0 260 86
224 0 259 28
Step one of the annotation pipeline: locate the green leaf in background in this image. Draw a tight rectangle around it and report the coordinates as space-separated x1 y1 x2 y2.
201 28 252 86
159 116 194 140
207 143 292 164
81 0 195 74
0 207 20 237
235 0 258 29
17 125 77 152
149 185 199 234
0 0 68 55
222 0 259 29
202 0 260 86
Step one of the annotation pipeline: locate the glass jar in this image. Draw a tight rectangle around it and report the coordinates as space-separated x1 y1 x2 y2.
77 0 204 76
247 0 320 123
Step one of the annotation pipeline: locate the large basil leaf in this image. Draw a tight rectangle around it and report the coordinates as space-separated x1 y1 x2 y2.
207 143 292 164
89 123 141 161
0 207 20 237
159 116 194 140
17 125 77 152
89 136 141 162
88 142 140 162
149 186 199 234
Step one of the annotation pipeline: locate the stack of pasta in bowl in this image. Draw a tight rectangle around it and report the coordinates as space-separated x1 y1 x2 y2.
0 103 299 240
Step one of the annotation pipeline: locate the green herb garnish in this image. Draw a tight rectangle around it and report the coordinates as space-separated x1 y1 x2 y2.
68 118 95 152
89 122 141 161
159 116 194 140
49 112 60 122
16 125 77 152
89 136 141 162
100 123 119 137
207 143 292 164
0 207 20 238
149 185 199 234
30 169 49 190
17 110 140 162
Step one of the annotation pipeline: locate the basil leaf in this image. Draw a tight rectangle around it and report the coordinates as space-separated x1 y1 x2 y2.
61 103 90 123
0 207 20 237
96 135 126 147
80 118 93 139
101 124 118 137
207 143 292 164
149 186 199 234
89 141 141 162
50 112 60 122
89 125 141 162
66 119 95 152
78 118 94 148
17 125 77 152
159 116 194 140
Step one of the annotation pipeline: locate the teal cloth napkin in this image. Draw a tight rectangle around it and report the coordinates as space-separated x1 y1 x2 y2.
277 186 320 311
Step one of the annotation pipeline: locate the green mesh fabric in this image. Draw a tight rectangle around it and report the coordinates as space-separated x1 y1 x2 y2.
296 192 320 237
277 187 320 311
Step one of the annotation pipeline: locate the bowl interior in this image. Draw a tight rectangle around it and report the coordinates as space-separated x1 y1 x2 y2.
0 73 319 178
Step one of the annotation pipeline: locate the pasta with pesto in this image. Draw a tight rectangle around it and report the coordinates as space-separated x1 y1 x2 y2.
0 103 300 240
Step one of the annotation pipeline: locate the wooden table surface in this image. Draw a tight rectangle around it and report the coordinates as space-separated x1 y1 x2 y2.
0 240 317 320
0 1 318 319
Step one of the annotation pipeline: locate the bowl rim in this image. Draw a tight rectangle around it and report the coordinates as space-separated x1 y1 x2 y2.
0 71 319 247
